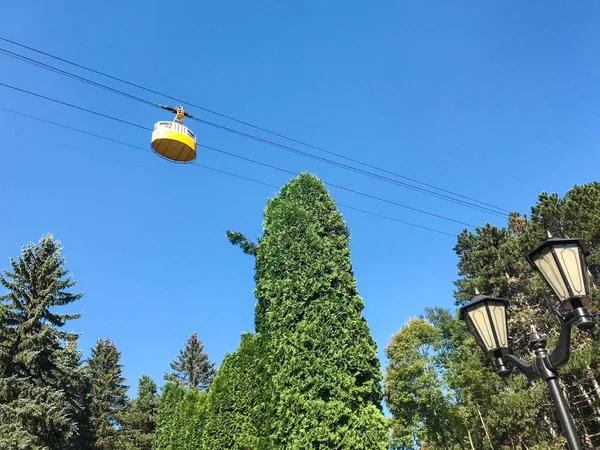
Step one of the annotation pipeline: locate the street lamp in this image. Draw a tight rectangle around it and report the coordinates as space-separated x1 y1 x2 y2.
459 295 510 376
459 236 597 450
526 237 594 330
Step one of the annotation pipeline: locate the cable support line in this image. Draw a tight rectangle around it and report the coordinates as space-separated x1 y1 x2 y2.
190 116 507 218
0 81 476 227
331 205 456 236
0 37 510 215
0 106 456 237
198 144 475 228
0 45 505 217
0 47 158 110
0 82 150 131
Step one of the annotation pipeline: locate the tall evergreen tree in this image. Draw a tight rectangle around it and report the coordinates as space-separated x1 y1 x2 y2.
228 173 388 449
153 381 185 450
122 375 160 450
0 234 92 449
203 332 270 449
169 388 208 449
88 337 129 450
164 331 216 391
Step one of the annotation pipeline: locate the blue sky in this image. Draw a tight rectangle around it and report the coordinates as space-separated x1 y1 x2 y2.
1 1 599 397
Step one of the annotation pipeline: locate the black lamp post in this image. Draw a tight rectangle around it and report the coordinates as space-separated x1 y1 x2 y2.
459 237 596 450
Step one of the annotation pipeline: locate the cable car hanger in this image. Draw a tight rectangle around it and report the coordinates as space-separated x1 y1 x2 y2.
159 104 194 123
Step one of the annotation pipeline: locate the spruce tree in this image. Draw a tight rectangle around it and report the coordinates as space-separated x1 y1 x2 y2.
229 173 388 449
121 375 159 450
164 331 216 391
88 337 129 450
0 234 92 449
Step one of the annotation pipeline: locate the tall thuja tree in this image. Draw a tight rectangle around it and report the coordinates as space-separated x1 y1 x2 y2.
121 375 160 450
229 173 387 449
0 234 92 450
167 388 208 449
203 332 270 449
153 381 185 450
88 337 129 450
165 331 216 391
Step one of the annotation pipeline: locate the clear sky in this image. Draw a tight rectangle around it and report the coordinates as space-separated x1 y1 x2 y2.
1 1 599 397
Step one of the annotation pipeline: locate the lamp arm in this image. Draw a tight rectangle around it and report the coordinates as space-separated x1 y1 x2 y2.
503 354 537 379
549 317 574 370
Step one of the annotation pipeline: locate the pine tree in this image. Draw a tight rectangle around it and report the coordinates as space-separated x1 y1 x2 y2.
88 337 129 450
228 173 388 449
0 234 92 449
121 375 159 450
164 331 216 391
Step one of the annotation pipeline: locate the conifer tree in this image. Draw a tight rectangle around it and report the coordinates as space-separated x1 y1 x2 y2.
228 173 388 449
0 234 92 449
203 332 270 449
122 375 159 450
88 337 129 450
169 388 208 449
164 331 216 391
153 381 185 450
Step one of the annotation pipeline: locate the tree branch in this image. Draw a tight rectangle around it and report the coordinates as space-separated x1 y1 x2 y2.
226 231 258 256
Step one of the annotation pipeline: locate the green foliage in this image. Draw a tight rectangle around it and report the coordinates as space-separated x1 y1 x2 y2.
203 332 270 449
252 173 387 449
170 388 208 449
0 234 92 450
384 317 465 449
121 375 159 450
88 338 129 450
164 331 216 391
226 231 258 256
153 381 207 450
154 381 184 449
385 182 600 449
7 181 597 450
206 173 388 449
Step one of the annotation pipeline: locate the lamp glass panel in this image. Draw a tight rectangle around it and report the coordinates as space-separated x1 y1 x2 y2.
554 243 587 297
533 247 569 301
466 305 495 352
487 302 508 349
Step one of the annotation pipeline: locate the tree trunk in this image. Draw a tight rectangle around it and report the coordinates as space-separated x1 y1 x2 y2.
475 401 494 450
466 427 476 450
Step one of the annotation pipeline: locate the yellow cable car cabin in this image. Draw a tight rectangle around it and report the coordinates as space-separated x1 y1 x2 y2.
151 105 197 163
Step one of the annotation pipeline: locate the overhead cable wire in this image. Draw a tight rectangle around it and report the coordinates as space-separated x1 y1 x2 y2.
0 106 456 237
0 81 149 131
191 114 507 218
0 81 475 227
0 46 505 218
197 143 475 227
0 36 506 212
0 38 510 216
